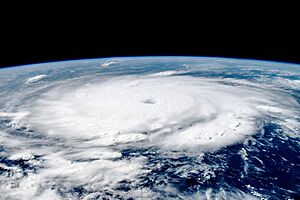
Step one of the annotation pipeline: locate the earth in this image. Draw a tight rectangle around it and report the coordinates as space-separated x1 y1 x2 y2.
0 57 299 200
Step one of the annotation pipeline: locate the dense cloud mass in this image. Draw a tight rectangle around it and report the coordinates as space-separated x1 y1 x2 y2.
0 57 299 199
20 75 299 150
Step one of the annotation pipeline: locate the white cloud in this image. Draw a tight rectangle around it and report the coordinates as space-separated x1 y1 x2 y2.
100 60 119 67
25 75 47 84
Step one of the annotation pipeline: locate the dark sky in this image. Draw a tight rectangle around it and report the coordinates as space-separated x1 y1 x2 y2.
2 33 299 68
1 7 299 68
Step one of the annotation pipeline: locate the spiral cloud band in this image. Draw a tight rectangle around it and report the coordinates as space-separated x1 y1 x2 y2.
22 75 298 151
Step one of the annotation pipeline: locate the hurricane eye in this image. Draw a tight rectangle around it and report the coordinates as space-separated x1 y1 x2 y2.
141 98 156 104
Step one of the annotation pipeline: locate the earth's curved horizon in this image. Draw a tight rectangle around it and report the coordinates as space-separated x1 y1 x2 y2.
0 56 299 199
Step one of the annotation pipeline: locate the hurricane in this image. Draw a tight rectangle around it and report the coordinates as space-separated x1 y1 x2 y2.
0 57 299 199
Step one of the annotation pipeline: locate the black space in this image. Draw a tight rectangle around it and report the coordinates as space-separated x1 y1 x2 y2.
2 34 299 68
1 7 299 68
